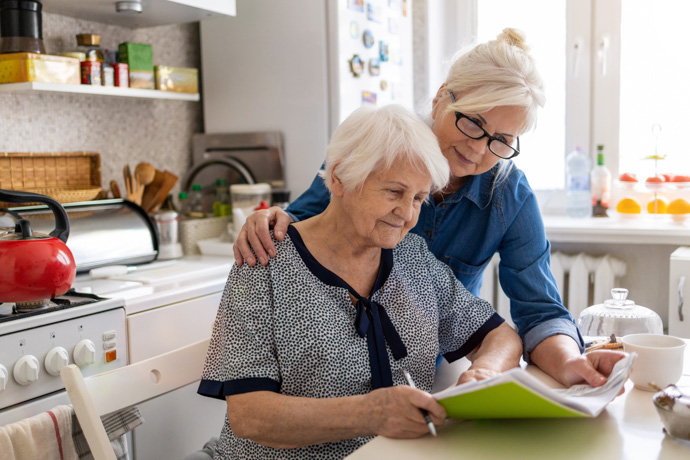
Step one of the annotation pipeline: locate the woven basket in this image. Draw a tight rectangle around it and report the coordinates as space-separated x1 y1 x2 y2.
180 216 232 255
0 152 102 207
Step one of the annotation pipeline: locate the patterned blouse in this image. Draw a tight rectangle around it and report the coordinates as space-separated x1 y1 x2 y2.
198 225 503 459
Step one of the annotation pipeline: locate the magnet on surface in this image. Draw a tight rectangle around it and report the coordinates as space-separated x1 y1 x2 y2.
379 41 389 62
362 29 375 48
368 58 381 76
362 90 377 105
380 79 388 91
349 20 360 39
349 55 364 77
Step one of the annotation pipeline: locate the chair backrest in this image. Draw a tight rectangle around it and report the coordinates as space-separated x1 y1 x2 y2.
60 338 211 460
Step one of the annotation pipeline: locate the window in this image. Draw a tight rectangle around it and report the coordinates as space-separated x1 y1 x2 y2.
618 0 690 179
436 0 690 196
477 0 566 190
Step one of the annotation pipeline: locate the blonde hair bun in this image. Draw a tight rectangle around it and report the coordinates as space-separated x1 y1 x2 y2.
497 27 529 51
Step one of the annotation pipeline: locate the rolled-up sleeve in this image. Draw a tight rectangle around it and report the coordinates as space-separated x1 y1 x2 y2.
497 180 584 362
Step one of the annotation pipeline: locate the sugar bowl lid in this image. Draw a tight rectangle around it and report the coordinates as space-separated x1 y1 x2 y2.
578 288 663 337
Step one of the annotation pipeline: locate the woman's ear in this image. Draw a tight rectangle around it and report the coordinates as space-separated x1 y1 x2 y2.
431 83 447 121
331 167 345 197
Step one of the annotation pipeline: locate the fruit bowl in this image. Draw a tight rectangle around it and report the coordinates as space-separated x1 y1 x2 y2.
653 385 690 440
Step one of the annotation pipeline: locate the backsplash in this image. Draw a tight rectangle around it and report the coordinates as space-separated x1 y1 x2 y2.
0 12 202 197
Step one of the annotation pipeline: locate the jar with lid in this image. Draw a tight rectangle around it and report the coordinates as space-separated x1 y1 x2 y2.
578 288 663 338
76 33 104 62
212 178 231 217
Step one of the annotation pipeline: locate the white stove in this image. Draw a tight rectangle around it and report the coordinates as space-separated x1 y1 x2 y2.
0 293 127 425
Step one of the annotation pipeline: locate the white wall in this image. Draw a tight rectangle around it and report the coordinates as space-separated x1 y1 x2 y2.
200 0 330 199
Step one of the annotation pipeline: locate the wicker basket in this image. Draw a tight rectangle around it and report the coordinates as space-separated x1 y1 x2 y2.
0 152 102 207
180 216 232 255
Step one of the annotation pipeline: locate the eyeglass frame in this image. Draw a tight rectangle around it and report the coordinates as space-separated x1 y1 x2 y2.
448 91 520 160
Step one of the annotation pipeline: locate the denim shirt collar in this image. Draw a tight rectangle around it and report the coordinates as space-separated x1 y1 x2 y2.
443 162 508 210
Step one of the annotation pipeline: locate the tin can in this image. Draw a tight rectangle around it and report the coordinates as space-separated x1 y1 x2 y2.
113 62 128 88
101 64 114 86
80 60 101 85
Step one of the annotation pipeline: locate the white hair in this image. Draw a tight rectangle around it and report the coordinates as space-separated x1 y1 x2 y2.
319 105 450 194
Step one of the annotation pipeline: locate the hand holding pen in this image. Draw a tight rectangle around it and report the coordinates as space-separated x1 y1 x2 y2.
403 369 438 437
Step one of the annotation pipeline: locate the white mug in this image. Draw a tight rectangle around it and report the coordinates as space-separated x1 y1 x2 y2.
622 333 686 391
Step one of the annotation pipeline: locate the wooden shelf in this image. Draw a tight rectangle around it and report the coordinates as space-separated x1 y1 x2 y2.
0 82 200 101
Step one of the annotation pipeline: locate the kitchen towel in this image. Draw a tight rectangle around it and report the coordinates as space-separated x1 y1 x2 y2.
72 406 144 460
0 405 78 460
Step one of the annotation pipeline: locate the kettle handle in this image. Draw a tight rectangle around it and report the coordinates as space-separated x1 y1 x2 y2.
0 189 70 243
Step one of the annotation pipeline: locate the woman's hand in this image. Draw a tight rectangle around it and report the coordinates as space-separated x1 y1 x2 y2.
232 206 292 266
366 385 446 439
560 349 628 388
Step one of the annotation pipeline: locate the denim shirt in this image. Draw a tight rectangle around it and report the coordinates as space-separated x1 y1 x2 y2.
286 162 584 361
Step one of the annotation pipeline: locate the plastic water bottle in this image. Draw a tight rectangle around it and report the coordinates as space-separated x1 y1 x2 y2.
566 146 591 218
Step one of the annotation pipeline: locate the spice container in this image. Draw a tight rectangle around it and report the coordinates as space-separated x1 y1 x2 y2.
80 60 101 85
101 63 114 86
76 33 104 62
112 62 128 87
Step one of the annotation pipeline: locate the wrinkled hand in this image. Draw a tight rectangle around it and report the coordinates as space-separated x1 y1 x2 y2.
561 350 628 389
366 386 446 439
457 367 502 386
232 206 292 266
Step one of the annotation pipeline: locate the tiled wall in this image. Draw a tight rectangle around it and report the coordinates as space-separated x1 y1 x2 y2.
0 13 202 198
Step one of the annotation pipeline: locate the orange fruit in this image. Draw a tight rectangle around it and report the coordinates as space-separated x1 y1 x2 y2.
647 198 668 214
668 198 690 214
616 198 641 214
619 173 638 182
645 176 664 183
672 175 690 183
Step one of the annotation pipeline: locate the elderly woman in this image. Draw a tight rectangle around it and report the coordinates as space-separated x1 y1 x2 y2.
233 28 627 388
198 105 522 458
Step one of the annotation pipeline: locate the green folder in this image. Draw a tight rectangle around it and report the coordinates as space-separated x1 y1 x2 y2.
432 356 634 420
438 380 587 419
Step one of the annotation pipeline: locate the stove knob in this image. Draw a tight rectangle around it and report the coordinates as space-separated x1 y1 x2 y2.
0 365 8 391
74 339 96 367
45 347 70 376
14 355 40 385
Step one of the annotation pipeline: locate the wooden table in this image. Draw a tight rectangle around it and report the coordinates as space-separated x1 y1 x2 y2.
348 341 690 459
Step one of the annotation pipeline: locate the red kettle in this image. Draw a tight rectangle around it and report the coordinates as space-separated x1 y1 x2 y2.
0 189 76 304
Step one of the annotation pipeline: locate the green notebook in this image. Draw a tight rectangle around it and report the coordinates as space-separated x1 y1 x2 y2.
433 353 635 419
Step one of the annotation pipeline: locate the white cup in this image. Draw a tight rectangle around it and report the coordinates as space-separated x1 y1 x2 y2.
622 333 686 391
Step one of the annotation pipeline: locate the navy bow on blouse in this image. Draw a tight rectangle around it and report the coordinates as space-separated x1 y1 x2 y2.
354 297 408 389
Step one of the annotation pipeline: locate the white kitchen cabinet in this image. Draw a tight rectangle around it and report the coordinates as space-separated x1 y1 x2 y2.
41 0 236 28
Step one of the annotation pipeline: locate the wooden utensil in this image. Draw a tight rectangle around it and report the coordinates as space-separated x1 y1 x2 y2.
141 169 165 211
123 165 134 199
110 180 121 199
134 162 156 187
145 171 178 213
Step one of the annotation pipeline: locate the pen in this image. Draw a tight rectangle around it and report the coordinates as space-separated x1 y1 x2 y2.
402 369 437 437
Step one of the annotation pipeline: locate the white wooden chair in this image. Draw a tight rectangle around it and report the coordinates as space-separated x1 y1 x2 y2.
60 338 211 460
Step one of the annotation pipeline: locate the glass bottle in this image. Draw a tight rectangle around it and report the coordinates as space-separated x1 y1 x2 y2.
566 146 592 218
177 191 189 218
212 178 232 217
187 184 205 218
591 144 612 217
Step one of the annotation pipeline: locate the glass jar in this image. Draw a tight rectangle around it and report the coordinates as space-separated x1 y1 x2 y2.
578 288 663 338
76 33 104 62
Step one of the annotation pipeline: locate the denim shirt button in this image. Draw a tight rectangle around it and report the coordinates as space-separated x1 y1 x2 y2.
440 203 447 209
426 230 432 237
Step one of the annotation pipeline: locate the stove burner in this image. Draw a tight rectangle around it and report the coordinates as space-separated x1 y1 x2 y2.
14 299 51 313
0 290 105 323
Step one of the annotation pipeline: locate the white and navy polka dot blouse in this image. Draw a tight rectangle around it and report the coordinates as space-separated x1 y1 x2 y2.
198 225 503 459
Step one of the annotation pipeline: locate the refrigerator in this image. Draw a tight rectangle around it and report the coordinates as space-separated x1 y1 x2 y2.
200 0 414 199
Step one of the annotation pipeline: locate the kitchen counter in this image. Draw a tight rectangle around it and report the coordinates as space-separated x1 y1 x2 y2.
348 340 690 459
543 214 690 245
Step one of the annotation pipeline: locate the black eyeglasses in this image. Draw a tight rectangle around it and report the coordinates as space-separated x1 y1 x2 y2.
448 91 520 159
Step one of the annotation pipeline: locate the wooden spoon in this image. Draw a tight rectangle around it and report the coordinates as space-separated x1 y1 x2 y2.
134 162 156 187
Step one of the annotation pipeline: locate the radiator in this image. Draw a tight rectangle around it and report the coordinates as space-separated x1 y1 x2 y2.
479 252 627 325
